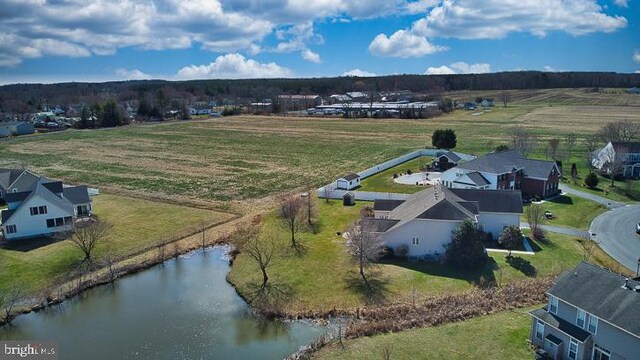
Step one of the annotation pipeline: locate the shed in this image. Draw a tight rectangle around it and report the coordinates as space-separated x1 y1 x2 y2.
10 122 35 136
0 125 10 137
336 173 361 190
342 192 355 206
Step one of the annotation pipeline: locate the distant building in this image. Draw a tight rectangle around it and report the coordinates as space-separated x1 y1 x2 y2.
529 262 640 360
329 94 351 103
346 92 368 102
625 87 640 94
277 95 322 111
335 173 361 190
0 121 35 137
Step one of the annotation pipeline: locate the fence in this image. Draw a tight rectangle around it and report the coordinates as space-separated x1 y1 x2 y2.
317 148 446 201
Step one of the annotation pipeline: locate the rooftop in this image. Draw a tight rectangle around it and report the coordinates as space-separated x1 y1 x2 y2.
456 150 558 179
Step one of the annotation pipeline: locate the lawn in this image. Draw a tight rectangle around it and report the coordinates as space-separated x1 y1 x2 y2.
227 199 621 313
358 156 432 194
0 194 233 296
521 194 607 230
314 307 537 360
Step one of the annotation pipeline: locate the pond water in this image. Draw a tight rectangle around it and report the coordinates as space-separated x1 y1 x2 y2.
0 246 326 359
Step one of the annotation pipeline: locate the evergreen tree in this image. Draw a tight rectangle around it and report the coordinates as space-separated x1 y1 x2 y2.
445 219 487 269
584 172 599 189
432 129 457 149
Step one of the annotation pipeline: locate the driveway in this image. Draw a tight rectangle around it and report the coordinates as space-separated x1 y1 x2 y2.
590 205 640 274
520 222 589 238
559 184 624 209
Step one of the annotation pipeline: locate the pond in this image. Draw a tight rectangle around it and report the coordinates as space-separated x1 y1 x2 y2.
0 246 327 359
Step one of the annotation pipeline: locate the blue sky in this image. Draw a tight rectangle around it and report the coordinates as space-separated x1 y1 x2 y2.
0 0 639 84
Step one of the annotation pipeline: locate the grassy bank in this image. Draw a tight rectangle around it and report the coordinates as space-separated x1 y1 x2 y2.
0 194 234 296
227 199 621 313
314 307 537 360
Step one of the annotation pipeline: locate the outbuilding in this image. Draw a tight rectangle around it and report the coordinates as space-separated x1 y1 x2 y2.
336 173 361 190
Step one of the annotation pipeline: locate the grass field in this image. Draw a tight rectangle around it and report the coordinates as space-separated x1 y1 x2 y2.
1 100 638 204
227 199 621 312
522 195 607 230
446 88 640 107
0 194 232 296
358 156 431 193
314 307 536 360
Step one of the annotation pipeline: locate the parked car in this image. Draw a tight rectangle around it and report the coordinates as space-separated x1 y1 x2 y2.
636 222 640 235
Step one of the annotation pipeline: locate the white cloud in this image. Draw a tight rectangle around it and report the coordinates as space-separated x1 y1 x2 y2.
411 0 627 39
425 65 456 75
404 0 439 14
614 0 629 7
343 69 376 77
301 49 321 63
543 65 561 72
115 68 152 80
175 53 293 80
425 62 491 75
633 50 640 63
369 30 446 58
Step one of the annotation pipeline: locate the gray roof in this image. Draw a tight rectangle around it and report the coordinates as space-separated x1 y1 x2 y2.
453 171 490 187
340 173 360 181
63 186 91 205
373 199 405 211
1 209 14 223
0 169 24 190
4 191 30 203
440 151 462 163
530 308 591 342
611 141 640 154
449 188 523 213
43 181 63 194
545 333 563 346
457 150 558 179
549 262 640 337
363 218 400 233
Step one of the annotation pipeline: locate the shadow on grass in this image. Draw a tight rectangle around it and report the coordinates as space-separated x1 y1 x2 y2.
379 257 498 288
0 235 66 252
245 280 297 311
506 256 537 277
344 269 390 306
549 195 573 205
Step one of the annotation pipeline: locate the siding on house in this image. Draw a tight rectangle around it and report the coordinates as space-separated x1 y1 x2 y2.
381 219 459 258
3 192 72 240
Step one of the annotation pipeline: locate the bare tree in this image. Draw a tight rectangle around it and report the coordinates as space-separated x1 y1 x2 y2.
607 147 627 187
547 138 561 160
599 120 640 142
1 283 24 324
525 204 546 240
243 232 277 289
345 219 384 285
508 128 537 157
321 185 332 203
500 90 511 107
579 234 597 263
565 133 577 157
302 188 318 228
69 219 112 262
199 221 208 253
583 134 601 173
156 240 167 263
277 194 304 249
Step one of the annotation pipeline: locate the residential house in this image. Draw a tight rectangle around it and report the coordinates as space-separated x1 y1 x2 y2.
329 94 352 104
336 173 361 190
0 169 93 240
591 141 640 179
346 92 368 102
439 150 561 199
529 262 640 360
367 186 522 258
434 151 476 171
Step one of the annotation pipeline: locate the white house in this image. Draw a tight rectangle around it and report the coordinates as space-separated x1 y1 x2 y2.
0 170 93 240
592 141 640 179
336 173 361 190
367 186 522 259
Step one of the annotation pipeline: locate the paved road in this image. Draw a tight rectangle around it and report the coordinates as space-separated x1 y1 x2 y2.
559 184 624 209
590 205 640 273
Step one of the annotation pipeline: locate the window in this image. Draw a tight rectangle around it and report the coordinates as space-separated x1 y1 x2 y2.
411 237 419 245
549 296 558 314
30 207 37 215
593 344 611 360
39 205 47 214
576 309 586 328
535 320 544 341
588 315 598 334
55 217 64 227
30 205 48 215
46 219 55 228
5 225 17 234
568 338 578 360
